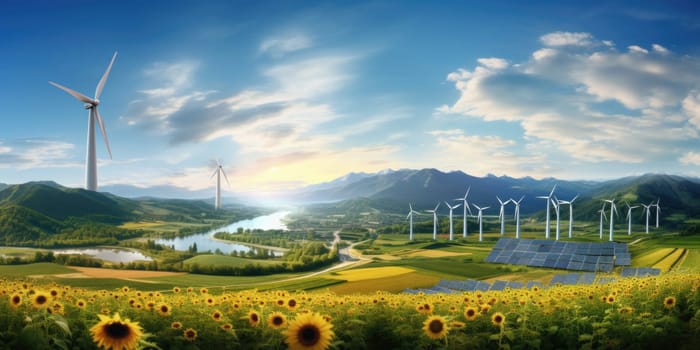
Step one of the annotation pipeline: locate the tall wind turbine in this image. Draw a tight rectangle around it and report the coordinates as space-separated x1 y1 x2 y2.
598 202 607 240
641 203 651 234
445 202 462 240
49 52 117 191
653 199 661 228
557 195 579 238
472 204 490 242
210 161 231 210
455 187 473 238
511 196 525 239
604 199 618 241
406 204 421 241
425 203 441 240
536 185 556 239
497 197 510 236
551 197 561 240
625 203 639 236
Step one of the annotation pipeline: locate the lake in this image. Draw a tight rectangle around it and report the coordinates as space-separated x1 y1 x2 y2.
52 248 153 263
154 210 290 254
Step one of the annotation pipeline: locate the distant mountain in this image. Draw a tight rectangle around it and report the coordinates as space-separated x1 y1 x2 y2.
0 183 9 192
100 184 212 199
294 169 700 223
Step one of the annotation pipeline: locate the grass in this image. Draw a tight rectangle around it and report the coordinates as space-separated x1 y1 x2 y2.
0 263 76 277
632 248 675 267
183 254 280 267
679 249 700 272
0 247 47 258
327 271 440 294
653 248 686 272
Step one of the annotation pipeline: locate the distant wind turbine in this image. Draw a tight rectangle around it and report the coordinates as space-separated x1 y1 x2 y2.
445 202 462 241
598 202 607 240
625 203 639 236
551 197 561 240
455 187 473 238
653 199 661 228
510 196 525 239
210 161 231 210
604 199 618 241
406 204 421 241
472 204 490 242
557 195 579 239
641 203 652 234
425 203 441 240
536 185 556 239
49 52 118 191
497 197 510 236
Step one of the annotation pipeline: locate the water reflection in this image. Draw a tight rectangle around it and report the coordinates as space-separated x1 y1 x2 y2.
52 248 153 263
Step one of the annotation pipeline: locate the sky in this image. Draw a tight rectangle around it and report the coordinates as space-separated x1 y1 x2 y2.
1 0 700 198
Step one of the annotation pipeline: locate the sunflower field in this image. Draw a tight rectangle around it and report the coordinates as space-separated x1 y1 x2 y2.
1 273 700 349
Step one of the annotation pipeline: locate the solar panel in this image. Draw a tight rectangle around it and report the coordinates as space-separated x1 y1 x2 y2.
490 280 508 291
578 273 596 285
475 281 491 291
506 281 524 289
563 274 580 284
526 281 543 289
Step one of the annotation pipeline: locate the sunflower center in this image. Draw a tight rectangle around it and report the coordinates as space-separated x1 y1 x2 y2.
494 316 503 323
104 322 130 339
467 310 475 317
288 300 297 307
251 313 259 322
36 295 47 305
298 325 320 346
12 296 20 304
161 306 169 313
429 319 443 333
273 316 284 326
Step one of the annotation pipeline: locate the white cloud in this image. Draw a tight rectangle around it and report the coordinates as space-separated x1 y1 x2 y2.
259 33 313 56
442 32 700 166
0 139 80 169
628 45 649 54
652 44 670 54
540 31 594 47
477 58 509 70
680 151 700 165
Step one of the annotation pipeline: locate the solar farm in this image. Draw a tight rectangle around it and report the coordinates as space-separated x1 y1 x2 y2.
484 237 631 272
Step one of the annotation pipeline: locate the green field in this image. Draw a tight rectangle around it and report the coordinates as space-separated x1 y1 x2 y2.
183 254 281 267
0 262 76 277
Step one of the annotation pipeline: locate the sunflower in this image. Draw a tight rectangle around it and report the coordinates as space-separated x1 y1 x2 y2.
183 328 197 341
90 313 143 350
75 299 87 309
248 310 261 327
276 298 286 307
287 298 299 311
422 315 449 340
284 312 334 350
9 293 22 308
464 306 479 321
268 311 288 329
491 312 506 327
220 323 234 331
450 321 466 329
31 291 50 309
606 295 616 304
157 303 171 317
664 296 676 308
211 310 223 322
173 287 181 294
200 288 208 295
171 321 183 329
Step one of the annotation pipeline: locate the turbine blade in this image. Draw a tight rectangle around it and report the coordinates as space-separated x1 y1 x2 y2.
453 203 461 209
94 108 112 159
221 168 232 187
49 81 94 104
95 52 118 99
210 168 218 180
549 184 557 197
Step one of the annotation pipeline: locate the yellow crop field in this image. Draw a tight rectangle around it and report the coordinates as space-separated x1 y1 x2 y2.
328 271 440 294
118 221 168 229
633 248 675 266
328 266 414 281
654 248 686 272
405 250 471 258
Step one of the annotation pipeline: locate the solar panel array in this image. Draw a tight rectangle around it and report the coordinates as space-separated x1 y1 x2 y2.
620 267 661 277
485 238 631 272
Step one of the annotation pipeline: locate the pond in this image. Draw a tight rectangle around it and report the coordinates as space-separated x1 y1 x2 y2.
154 211 290 255
52 248 153 263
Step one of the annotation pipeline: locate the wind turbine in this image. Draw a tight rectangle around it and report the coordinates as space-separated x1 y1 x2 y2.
406 204 421 241
510 196 525 239
551 197 561 240
598 202 607 240
445 202 462 240
625 203 639 236
472 204 490 242
604 199 618 241
557 195 579 238
425 203 441 240
653 199 661 228
210 161 231 210
49 52 117 191
641 203 651 234
536 185 556 239
497 197 511 236
455 187 473 238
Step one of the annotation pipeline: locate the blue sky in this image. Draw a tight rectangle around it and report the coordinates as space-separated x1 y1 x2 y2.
1 0 700 197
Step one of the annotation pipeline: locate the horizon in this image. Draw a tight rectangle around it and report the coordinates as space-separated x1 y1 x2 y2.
2 1 700 198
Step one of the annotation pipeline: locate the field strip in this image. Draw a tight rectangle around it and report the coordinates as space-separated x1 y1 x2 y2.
405 250 472 258
327 266 415 281
653 248 686 272
67 266 186 279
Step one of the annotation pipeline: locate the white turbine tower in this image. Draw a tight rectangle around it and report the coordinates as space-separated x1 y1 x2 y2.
210 162 231 210
598 203 608 240
557 195 579 238
455 187 473 238
510 196 525 239
445 202 462 241
497 197 510 236
49 52 117 191
604 199 618 241
536 185 556 239
653 199 661 228
625 203 639 236
641 203 651 234
425 203 441 240
406 204 421 241
472 204 490 242
551 197 561 240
